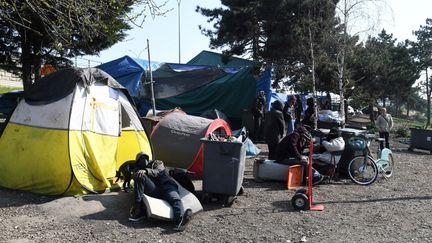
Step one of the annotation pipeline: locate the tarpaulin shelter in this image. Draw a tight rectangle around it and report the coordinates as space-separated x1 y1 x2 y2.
138 51 271 122
97 55 161 97
150 109 231 178
0 68 152 195
187 50 272 111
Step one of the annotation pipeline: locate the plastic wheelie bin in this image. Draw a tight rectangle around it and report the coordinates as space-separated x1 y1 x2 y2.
200 136 246 206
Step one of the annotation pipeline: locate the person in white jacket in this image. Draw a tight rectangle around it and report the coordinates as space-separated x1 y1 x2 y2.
313 128 345 165
375 107 393 149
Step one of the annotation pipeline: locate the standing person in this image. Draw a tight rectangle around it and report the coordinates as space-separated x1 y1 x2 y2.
283 96 297 135
302 97 315 128
129 152 192 232
295 95 303 127
252 91 267 142
264 100 285 160
375 107 393 149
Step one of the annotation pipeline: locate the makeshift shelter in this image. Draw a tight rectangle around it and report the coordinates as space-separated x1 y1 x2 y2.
150 110 232 178
140 62 257 121
0 68 152 195
99 51 272 123
186 50 272 111
97 55 161 97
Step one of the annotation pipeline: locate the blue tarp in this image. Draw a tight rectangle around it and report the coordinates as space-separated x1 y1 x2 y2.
97 56 161 97
99 52 272 122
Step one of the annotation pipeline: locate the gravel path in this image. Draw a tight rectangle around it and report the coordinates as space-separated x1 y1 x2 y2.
1 137 431 242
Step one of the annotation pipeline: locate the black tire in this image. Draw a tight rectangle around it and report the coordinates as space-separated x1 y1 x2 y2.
238 186 244 196
201 193 210 204
291 193 309 210
347 155 378 185
295 188 307 194
223 196 236 207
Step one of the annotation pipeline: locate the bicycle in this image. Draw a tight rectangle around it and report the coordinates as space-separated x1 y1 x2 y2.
347 134 394 185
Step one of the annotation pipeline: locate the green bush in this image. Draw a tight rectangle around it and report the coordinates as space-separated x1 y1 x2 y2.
394 126 409 138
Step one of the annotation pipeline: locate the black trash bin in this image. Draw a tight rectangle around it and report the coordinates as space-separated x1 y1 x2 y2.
409 128 432 154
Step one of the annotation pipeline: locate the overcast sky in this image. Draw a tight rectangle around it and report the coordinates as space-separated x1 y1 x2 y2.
81 0 432 66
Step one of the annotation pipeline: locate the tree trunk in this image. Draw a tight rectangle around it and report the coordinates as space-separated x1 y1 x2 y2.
406 103 410 117
395 96 399 118
369 103 375 123
33 39 42 81
20 34 32 91
426 68 430 128
309 26 318 130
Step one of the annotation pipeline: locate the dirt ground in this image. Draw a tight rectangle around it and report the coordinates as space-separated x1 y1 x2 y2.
1 136 432 243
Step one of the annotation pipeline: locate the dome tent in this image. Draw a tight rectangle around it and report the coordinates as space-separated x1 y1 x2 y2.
150 109 232 178
0 68 152 195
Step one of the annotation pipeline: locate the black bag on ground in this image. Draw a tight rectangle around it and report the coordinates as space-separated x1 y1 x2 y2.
169 169 196 194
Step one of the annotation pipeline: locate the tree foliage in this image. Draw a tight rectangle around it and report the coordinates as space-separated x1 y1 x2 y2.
197 0 339 92
0 0 167 90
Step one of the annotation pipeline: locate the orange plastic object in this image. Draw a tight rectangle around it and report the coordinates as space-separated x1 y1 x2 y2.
287 165 303 190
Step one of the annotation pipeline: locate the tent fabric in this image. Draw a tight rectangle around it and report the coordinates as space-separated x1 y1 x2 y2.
187 50 257 68
142 63 228 99
24 68 125 103
97 55 161 97
0 68 152 195
187 51 272 112
150 110 232 178
255 68 272 111
153 66 256 120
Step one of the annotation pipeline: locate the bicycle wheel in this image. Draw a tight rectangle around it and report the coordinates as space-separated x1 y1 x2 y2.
348 155 378 185
379 153 394 179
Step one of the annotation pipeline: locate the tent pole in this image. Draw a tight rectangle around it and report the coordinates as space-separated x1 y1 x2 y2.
147 39 156 116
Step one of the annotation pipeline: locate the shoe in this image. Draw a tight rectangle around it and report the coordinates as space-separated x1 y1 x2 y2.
174 209 192 232
128 202 147 222
312 175 324 186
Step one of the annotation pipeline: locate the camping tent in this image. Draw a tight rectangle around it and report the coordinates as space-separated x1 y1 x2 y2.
150 109 232 178
0 68 152 195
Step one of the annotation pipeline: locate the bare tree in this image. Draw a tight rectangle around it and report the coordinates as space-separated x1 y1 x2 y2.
331 0 390 125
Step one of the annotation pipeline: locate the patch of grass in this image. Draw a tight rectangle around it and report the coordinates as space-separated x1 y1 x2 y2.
0 86 22 94
393 117 424 129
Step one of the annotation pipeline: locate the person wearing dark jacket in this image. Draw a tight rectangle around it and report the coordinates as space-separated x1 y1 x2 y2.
302 97 315 128
264 100 285 160
275 125 324 185
129 152 192 231
252 91 267 141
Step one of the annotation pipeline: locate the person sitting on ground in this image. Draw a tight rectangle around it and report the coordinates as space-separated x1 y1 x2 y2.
312 128 345 175
129 152 192 232
275 125 325 185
